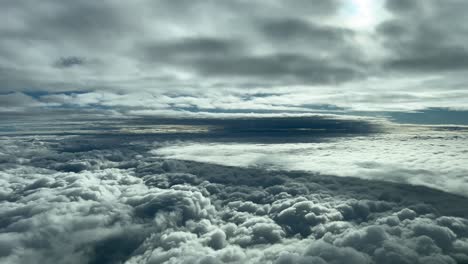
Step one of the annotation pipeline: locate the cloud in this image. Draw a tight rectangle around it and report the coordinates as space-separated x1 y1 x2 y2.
0 114 383 143
1 134 468 263
380 0 468 73
0 0 357 95
2 1 468 261
1 0 468 118
0 93 43 113
155 125 468 196
138 34 362 86
54 56 85 68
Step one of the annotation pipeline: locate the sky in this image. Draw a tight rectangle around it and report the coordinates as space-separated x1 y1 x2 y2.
1 0 468 122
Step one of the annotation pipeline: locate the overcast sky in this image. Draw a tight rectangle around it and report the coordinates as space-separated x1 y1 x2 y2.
1 0 468 121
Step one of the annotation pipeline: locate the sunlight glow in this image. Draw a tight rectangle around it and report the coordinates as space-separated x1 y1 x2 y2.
340 0 386 30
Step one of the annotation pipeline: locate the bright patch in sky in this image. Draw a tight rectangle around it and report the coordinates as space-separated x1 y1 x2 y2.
340 0 387 29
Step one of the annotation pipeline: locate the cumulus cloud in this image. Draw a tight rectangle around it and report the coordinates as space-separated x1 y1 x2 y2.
1 134 468 263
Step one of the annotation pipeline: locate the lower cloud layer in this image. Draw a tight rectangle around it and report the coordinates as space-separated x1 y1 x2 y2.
1 135 468 263
156 129 468 196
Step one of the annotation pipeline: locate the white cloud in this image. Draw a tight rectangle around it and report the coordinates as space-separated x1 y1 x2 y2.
155 126 468 196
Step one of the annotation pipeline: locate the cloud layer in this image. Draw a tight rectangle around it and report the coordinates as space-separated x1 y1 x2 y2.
1 134 468 263
1 0 468 117
156 125 468 196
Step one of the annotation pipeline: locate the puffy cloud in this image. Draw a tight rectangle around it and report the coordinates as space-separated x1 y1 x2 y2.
305 241 372 264
1 134 468 263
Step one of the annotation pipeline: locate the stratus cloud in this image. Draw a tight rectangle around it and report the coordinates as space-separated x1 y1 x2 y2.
1 134 468 263
155 126 468 196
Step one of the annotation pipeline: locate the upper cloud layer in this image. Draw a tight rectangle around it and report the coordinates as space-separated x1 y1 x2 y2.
1 0 468 117
380 0 468 72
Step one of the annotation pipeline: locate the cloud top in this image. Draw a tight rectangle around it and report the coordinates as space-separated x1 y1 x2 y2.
1 134 468 263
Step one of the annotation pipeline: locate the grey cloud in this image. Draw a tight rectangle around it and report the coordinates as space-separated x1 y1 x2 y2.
0 93 40 108
385 52 468 72
54 56 85 68
0 0 369 116
411 221 457 251
304 241 372 264
139 37 245 74
1 0 467 116
0 115 382 143
150 0 342 22
0 0 355 95
3 0 134 47
207 229 227 250
140 36 361 85
143 37 243 60
380 0 468 72
191 53 361 85
3 134 468 263
385 0 421 13
259 18 357 54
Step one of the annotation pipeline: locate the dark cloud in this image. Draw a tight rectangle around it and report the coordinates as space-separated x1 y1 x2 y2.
54 56 85 68
380 0 468 72
0 115 382 143
142 37 243 61
193 53 360 85
259 17 358 60
2 0 134 47
385 0 421 13
140 36 361 85
388 108 468 126
0 0 357 95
